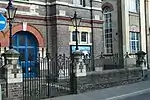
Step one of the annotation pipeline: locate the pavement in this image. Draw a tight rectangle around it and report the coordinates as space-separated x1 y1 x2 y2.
42 70 150 100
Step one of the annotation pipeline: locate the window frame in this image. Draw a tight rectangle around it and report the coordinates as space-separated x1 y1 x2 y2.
73 0 86 7
128 0 139 13
80 32 88 43
103 7 113 54
70 31 90 45
129 31 140 53
71 31 80 42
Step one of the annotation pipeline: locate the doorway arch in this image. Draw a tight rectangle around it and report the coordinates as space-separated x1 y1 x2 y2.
12 31 39 78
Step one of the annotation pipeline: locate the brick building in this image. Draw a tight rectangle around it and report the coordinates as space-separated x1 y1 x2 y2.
0 0 149 100
0 0 103 75
46 0 103 57
1 0 148 71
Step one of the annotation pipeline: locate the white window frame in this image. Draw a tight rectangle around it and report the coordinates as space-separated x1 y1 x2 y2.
103 8 113 54
129 32 140 53
71 31 76 42
80 32 88 44
70 31 91 45
71 31 79 42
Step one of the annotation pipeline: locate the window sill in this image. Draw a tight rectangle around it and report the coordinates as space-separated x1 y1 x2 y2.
128 12 139 16
69 42 92 45
14 0 29 3
72 4 85 7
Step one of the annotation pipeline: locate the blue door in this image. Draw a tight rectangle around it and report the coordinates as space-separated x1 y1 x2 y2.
12 31 38 78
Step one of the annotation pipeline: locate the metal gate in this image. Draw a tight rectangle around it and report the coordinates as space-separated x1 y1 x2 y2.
21 54 74 100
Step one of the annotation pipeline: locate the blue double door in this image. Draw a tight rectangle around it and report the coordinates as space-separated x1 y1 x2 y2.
12 31 38 77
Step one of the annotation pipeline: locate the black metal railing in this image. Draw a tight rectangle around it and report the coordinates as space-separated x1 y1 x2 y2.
21 54 74 100
84 53 119 71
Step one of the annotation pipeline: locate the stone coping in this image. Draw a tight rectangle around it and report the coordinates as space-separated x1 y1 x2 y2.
2 49 20 58
86 67 142 75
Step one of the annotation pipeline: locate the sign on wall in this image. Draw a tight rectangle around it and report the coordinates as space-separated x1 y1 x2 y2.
0 13 6 31
70 45 91 58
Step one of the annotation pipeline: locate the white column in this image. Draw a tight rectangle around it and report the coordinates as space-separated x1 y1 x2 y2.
140 0 146 52
122 0 130 53
147 0 150 26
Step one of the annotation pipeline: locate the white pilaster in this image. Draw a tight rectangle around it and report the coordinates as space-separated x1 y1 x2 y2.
140 0 146 53
122 0 130 53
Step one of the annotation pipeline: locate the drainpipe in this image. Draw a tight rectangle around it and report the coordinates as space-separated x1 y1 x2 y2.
45 0 51 97
90 0 95 71
117 0 124 68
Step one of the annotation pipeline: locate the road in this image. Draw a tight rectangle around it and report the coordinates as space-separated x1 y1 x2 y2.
120 90 150 100
118 71 150 100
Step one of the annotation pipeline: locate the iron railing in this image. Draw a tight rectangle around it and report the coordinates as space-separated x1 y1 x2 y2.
20 54 74 100
84 53 119 71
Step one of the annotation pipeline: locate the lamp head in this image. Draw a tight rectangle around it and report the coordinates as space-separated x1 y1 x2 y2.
71 11 81 27
6 0 17 20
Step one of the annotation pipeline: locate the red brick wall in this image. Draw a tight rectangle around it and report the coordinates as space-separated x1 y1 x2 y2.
0 23 45 47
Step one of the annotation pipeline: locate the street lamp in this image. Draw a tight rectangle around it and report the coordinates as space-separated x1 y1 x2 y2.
71 11 81 50
6 0 17 49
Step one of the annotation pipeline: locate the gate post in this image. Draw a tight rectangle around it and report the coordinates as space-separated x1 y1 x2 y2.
135 51 147 79
3 49 23 100
71 50 86 94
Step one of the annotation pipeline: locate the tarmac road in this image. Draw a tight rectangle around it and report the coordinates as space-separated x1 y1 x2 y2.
120 90 150 100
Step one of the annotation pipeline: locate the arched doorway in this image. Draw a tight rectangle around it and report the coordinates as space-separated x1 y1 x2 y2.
12 31 39 78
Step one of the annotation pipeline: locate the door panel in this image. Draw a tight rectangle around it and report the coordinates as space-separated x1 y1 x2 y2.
19 35 26 46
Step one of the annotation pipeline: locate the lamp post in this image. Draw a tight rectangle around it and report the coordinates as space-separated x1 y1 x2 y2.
6 0 17 49
71 11 81 51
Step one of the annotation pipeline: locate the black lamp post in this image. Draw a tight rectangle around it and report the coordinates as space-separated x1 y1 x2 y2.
71 11 81 51
6 0 17 49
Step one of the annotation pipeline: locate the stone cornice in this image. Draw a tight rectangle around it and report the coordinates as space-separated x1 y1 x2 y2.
0 1 102 11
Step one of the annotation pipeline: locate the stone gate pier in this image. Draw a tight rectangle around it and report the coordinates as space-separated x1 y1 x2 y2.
2 49 23 100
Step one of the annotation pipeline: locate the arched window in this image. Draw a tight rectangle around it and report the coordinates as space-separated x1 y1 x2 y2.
103 7 113 53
